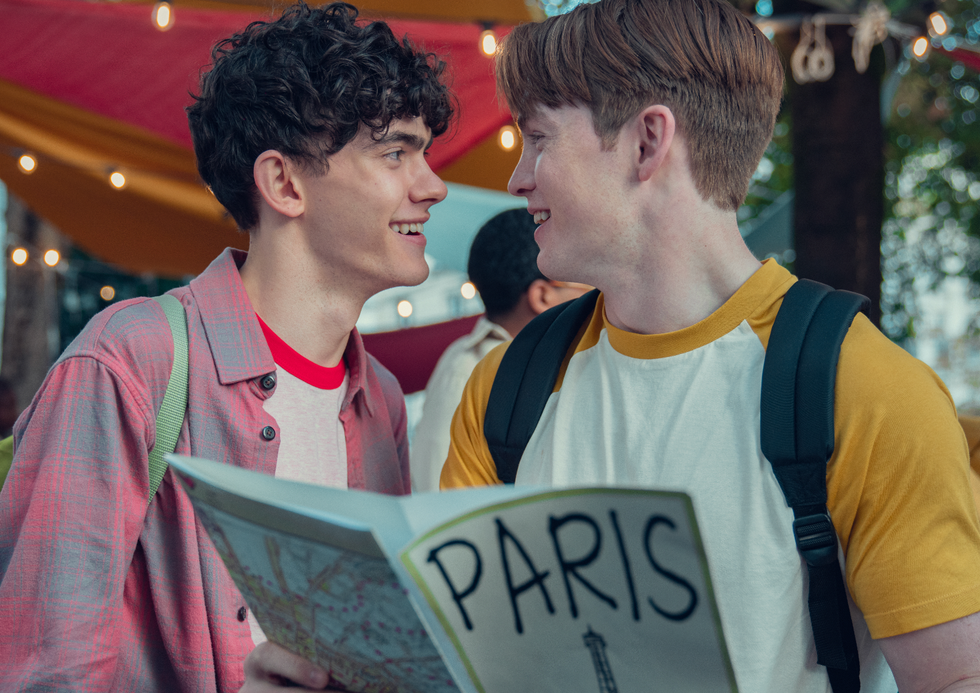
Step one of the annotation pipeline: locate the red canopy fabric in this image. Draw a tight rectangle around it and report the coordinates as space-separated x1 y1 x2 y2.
0 0 510 171
361 313 481 394
0 0 515 276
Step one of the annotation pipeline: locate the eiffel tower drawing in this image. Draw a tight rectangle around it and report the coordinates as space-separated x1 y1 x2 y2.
583 626 619 693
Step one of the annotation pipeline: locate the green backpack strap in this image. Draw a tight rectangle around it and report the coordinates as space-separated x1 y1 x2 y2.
148 294 189 504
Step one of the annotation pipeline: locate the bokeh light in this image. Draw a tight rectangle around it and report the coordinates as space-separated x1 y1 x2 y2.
17 154 36 174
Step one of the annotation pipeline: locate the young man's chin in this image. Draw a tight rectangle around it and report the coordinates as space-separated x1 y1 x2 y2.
387 262 430 291
403 267 430 287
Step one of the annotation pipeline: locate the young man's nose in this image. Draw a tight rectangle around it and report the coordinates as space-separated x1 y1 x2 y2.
507 149 535 197
411 163 448 206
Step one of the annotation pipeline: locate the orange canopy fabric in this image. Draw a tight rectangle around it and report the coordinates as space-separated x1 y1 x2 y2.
0 0 515 276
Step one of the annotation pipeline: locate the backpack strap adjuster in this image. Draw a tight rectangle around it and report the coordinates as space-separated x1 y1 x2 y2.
792 512 838 567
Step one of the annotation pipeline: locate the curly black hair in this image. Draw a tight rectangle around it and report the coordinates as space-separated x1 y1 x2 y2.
186 2 455 230
467 208 546 320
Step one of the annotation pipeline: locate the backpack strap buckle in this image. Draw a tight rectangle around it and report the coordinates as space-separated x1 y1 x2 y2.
792 513 838 566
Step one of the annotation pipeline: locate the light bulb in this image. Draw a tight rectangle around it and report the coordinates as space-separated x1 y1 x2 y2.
498 125 518 151
480 29 497 56
153 2 174 31
912 36 929 58
17 154 37 174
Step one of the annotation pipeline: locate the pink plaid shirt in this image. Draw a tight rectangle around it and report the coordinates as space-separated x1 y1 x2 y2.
0 248 410 692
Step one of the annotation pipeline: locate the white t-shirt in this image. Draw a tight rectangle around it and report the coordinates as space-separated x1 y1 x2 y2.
444 260 980 691
248 315 349 645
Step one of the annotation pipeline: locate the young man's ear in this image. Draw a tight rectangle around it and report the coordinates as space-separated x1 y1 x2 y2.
253 150 304 218
526 279 592 315
526 278 553 316
635 105 676 182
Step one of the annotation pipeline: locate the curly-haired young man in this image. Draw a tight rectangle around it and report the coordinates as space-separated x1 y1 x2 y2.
0 4 452 691
441 0 980 691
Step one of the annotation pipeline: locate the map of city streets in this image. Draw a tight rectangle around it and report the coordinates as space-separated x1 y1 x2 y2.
196 504 460 693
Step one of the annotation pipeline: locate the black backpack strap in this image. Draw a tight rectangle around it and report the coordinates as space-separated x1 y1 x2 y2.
484 289 600 483
761 279 870 693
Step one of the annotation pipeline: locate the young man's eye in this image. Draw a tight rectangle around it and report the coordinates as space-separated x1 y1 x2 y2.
385 150 404 161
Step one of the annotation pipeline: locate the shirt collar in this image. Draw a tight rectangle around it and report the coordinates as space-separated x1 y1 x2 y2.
459 316 512 349
341 327 375 417
189 248 274 386
189 248 375 414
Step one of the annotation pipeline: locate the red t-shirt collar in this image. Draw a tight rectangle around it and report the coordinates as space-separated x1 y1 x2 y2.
255 314 347 390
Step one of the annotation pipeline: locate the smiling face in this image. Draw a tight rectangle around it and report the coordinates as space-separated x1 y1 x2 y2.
508 104 631 287
297 116 447 297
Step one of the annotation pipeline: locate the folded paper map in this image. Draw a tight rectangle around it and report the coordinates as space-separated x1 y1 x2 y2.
167 454 737 693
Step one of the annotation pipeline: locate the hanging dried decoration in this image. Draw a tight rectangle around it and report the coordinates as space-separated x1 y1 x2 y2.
791 15 835 84
851 1 891 74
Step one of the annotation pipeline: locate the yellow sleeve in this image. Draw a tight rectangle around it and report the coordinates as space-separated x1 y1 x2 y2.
828 314 980 638
957 414 980 512
439 341 509 489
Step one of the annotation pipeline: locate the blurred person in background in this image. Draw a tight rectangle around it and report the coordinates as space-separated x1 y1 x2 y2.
410 208 588 491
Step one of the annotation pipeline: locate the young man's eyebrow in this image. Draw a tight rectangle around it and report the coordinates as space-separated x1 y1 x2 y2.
372 130 433 151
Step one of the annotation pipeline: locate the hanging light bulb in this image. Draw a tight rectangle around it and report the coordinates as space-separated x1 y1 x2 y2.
498 125 518 151
912 36 930 59
928 11 949 37
153 2 174 31
17 153 37 174
480 29 497 56
460 282 477 299
109 170 127 189
397 300 413 318
11 248 28 266
43 250 60 267
100 286 116 301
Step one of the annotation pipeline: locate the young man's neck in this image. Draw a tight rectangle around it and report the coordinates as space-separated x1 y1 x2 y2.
598 195 762 337
239 227 366 369
580 119 762 336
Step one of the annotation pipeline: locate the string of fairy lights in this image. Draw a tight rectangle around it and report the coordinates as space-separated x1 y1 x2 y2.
0 4 516 213
0 2 519 312
1 0 965 308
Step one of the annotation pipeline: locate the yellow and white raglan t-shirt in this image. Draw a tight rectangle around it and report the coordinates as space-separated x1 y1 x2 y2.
441 259 980 692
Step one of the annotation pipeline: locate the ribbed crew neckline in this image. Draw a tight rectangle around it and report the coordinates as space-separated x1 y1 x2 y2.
255 314 347 390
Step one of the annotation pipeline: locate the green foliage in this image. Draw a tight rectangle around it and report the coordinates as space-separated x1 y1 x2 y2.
882 0 980 342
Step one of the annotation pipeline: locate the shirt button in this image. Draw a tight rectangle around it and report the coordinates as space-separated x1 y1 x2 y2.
260 373 276 391
261 426 276 441
237 606 247 621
